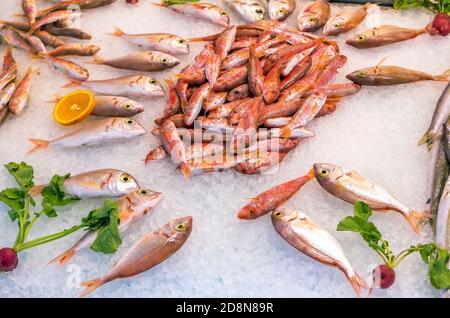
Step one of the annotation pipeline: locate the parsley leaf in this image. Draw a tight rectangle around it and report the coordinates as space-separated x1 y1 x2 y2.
394 0 450 14
41 174 80 218
4 162 35 191
0 188 26 222
81 199 122 254
417 243 450 289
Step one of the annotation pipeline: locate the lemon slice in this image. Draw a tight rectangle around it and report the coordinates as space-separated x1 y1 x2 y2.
53 90 95 126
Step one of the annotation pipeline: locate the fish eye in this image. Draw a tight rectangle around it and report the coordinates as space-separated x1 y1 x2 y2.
308 16 317 22
220 10 228 16
273 211 282 219
124 104 132 109
178 39 185 44
120 173 132 183
139 189 148 195
357 71 368 78
161 58 168 65
255 8 264 14
278 8 286 14
356 35 366 41
149 79 157 84
125 119 135 124
175 223 187 232
318 168 329 177
333 22 341 28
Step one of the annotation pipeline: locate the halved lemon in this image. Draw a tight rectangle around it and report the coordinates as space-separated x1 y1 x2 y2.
53 90 96 126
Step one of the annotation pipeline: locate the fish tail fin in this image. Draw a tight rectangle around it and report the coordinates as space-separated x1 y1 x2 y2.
188 35 212 42
13 13 26 17
417 130 436 151
432 69 450 82
48 248 76 266
279 126 292 139
87 55 104 65
345 270 368 297
28 138 50 154
62 80 82 88
29 184 46 197
179 163 192 180
109 26 125 37
79 278 104 298
406 210 432 234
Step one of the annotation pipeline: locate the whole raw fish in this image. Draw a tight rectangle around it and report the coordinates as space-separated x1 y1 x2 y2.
183 83 210 126
281 47 315 77
419 83 450 150
35 30 65 47
91 96 144 117
213 65 248 91
215 25 237 60
225 0 266 23
237 170 314 219
346 25 427 49
8 67 38 115
90 51 180 72
269 0 296 21
29 10 81 34
0 26 34 53
248 44 264 96
297 0 330 32
185 153 252 176
204 53 221 87
0 83 16 109
37 0 118 18
64 75 165 98
155 2 230 27
79 216 193 297
28 117 146 152
45 55 89 80
45 43 100 56
427 140 449 228
49 189 163 265
436 174 450 251
160 119 192 178
272 207 367 297
22 0 37 25
234 152 287 174
111 27 190 55
313 163 431 233
263 62 281 104
45 27 92 40
145 145 168 163
323 4 373 36
306 83 361 98
31 169 140 198
155 79 180 124
346 65 449 86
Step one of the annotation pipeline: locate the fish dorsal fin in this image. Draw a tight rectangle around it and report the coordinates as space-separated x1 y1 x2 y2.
345 169 365 181
376 55 389 68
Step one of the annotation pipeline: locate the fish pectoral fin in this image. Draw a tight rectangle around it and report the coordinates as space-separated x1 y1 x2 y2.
376 55 389 68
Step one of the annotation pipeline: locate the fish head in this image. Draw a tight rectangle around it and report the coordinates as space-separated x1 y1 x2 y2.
237 201 262 220
140 77 165 97
109 170 140 196
168 36 190 55
117 99 145 115
119 118 146 136
208 7 230 27
87 45 101 55
168 216 193 241
157 52 180 69
323 17 345 36
297 14 322 32
313 163 344 188
345 67 374 84
130 189 164 211
345 33 370 48
269 2 291 21
236 1 266 22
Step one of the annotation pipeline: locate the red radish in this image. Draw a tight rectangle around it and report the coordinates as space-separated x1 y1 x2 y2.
0 248 18 272
372 264 396 289
429 14 450 36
